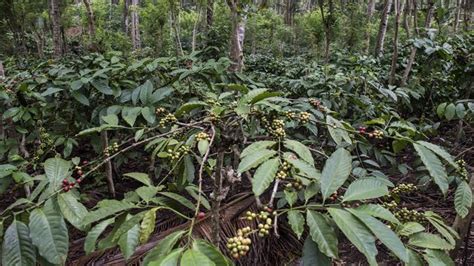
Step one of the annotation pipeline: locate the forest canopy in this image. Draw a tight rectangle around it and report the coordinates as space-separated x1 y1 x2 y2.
0 0 473 265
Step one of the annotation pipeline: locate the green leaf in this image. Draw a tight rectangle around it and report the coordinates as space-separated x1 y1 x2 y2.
328 208 377 265
284 152 321 179
118 217 140 260
140 208 158 244
2 220 36 266
407 249 424 266
82 200 135 226
29 201 69 265
192 239 230 266
122 107 142 127
326 116 351 145
413 143 449 195
84 218 115 254
444 103 455 120
142 230 186 265
302 237 331 266
180 249 216 266
320 148 352 200
355 204 400 224
141 107 156 124
306 210 338 259
159 192 195 211
41 87 63 96
240 141 276 158
175 101 208 117
137 186 159 202
349 209 408 262
416 141 458 169
408 233 454 250
71 91 90 106
288 210 305 239
198 139 209 156
252 158 279 196
436 103 447 118
284 139 314 165
91 79 113 95
241 88 280 104
343 179 388 202
423 249 454 266
424 213 459 246
454 181 472 218
149 248 183 266
237 149 277 173
397 222 425 236
124 172 152 186
135 129 145 142
58 193 89 230
44 157 70 190
456 103 466 119
112 211 147 242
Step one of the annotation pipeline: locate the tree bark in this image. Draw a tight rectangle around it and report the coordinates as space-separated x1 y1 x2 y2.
83 0 96 41
123 0 130 34
375 0 393 57
206 0 214 29
169 0 184 56
402 0 411 38
227 0 246 72
320 0 334 63
453 0 461 32
401 0 434 86
130 0 141 50
112 0 120 4
389 0 405 84
49 0 63 58
0 61 4 79
364 0 376 53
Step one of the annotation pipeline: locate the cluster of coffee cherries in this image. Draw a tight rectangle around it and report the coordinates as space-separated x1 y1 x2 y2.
33 127 54 161
276 161 291 180
394 207 425 223
284 111 297 120
62 165 85 192
390 183 417 196
285 178 304 191
155 107 167 115
268 119 286 139
298 112 311 124
226 227 252 259
104 142 119 157
456 159 469 181
369 129 384 139
159 113 177 127
309 98 321 108
244 209 274 237
167 145 190 161
196 132 210 141
328 191 340 201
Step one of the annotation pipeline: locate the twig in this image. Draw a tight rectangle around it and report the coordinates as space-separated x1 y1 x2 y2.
268 179 280 208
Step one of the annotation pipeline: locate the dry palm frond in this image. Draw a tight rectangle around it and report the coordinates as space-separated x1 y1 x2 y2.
68 192 303 266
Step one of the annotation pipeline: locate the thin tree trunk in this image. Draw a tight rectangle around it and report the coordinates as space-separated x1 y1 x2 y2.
123 0 130 34
112 0 119 4
227 0 246 72
83 0 96 42
403 0 411 38
375 0 393 57
320 0 334 63
49 0 63 58
211 151 225 246
454 0 461 32
206 0 214 30
401 0 434 86
463 0 471 31
169 0 184 56
389 0 405 84
364 0 376 53
101 131 116 198
130 0 141 50
0 61 4 79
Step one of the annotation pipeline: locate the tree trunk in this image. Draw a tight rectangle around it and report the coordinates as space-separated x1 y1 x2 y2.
402 0 411 38
364 0 376 53
463 0 472 31
4 0 27 55
401 0 434 86
112 0 119 4
123 0 130 34
0 61 4 79
83 0 96 41
49 0 63 58
101 132 116 198
227 0 246 72
169 0 184 56
389 0 405 84
374 0 393 57
320 0 334 63
130 0 141 50
206 0 214 29
453 0 461 32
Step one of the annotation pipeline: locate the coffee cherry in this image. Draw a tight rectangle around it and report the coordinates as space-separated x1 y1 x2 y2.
197 212 206 219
